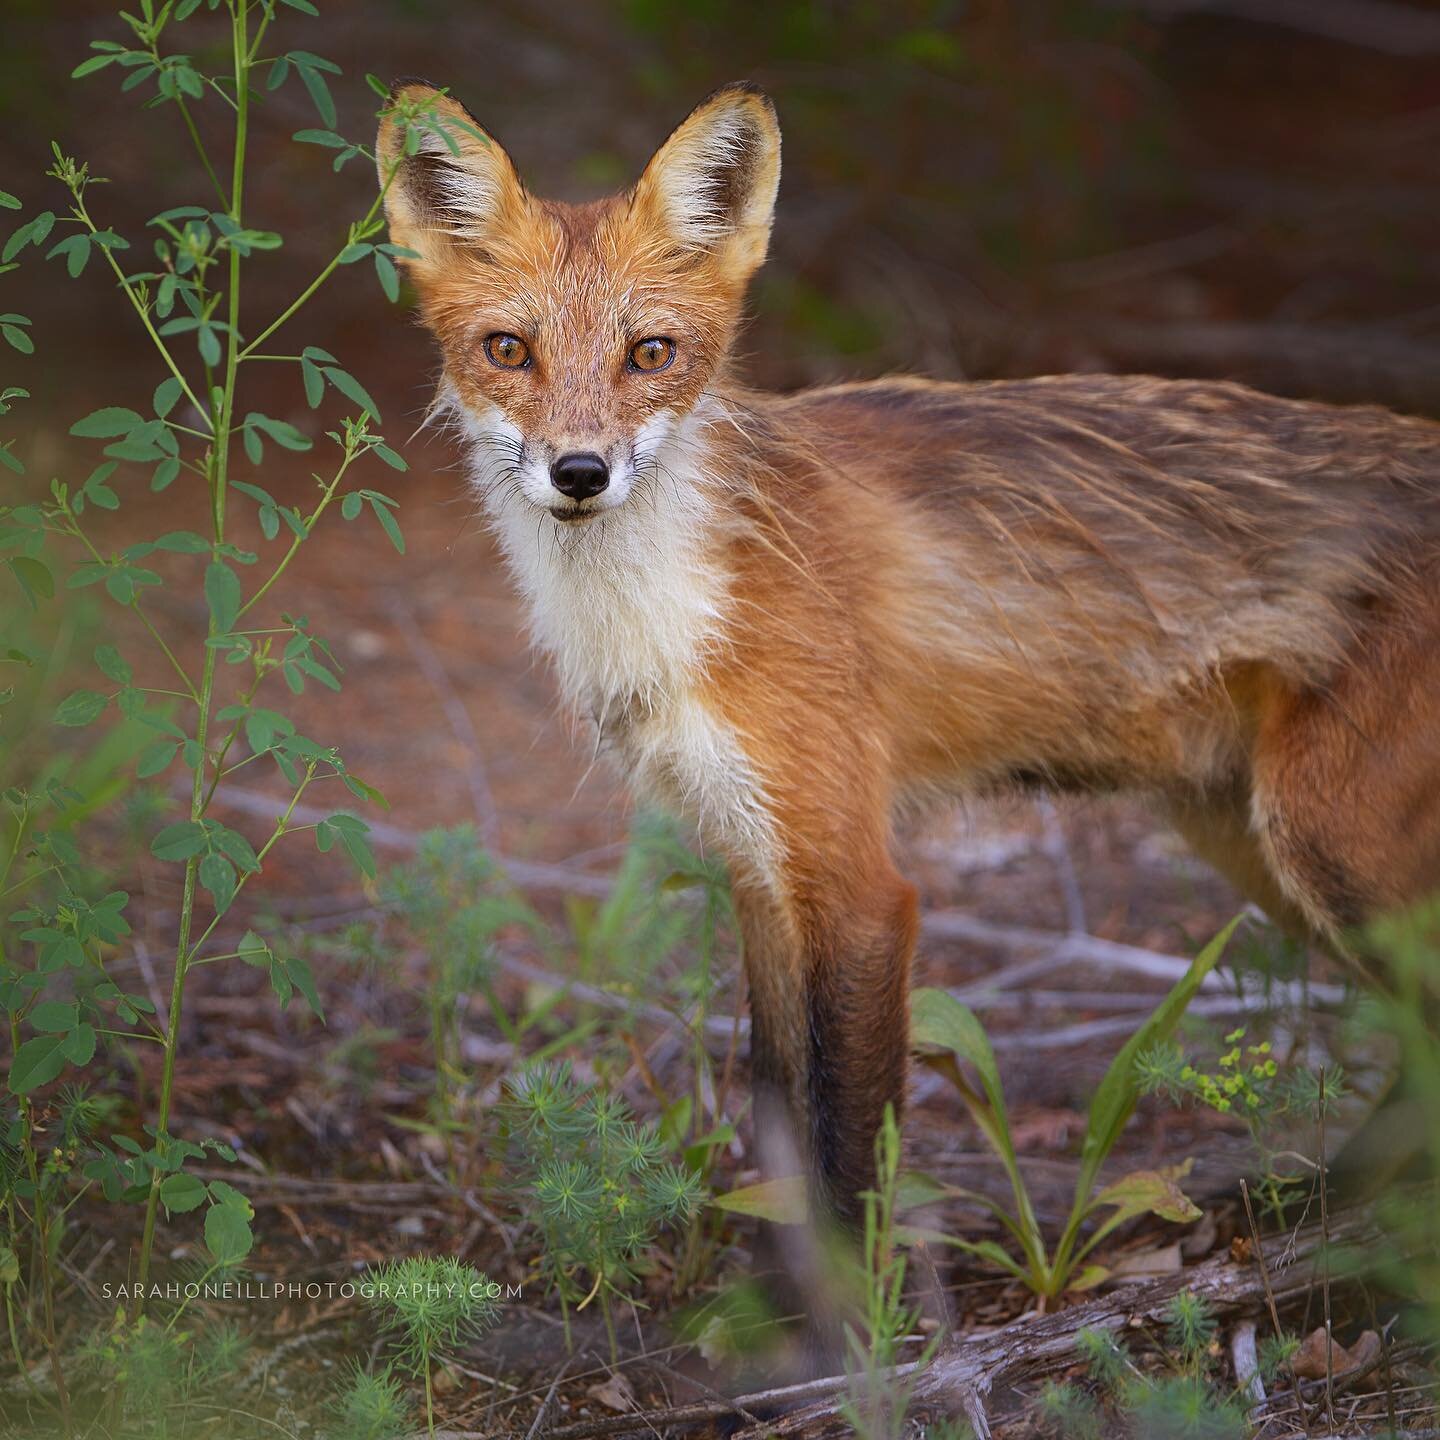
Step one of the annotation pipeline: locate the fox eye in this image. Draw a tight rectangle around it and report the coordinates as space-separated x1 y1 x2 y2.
484 333 530 369
629 337 675 373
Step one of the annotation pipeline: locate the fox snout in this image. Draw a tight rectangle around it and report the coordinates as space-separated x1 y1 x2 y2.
549 452 609 502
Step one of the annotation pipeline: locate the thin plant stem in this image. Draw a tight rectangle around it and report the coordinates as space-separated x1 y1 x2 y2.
132 0 252 1311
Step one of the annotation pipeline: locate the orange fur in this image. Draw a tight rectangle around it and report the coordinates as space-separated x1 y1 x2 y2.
380 84 1440 1218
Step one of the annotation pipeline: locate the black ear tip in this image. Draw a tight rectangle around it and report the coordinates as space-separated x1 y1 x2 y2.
386 74 439 101
708 80 776 114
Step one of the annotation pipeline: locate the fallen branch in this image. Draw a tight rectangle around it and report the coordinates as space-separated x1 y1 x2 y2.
532 1193 1421 1438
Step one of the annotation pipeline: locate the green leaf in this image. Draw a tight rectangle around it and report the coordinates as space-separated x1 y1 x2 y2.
239 930 271 966
212 825 260 873
28 1000 77 1033
62 1023 96 1066
159 1172 207 1213
368 495 405 553
300 354 324 407
1092 1162 1201 1228
1077 915 1244 1193
204 1195 254 1264
296 63 337 128
47 233 91 278
374 249 399 301
205 560 241 633
137 739 179 778
711 1175 807 1224
244 411 313 452
71 406 142 438
55 689 108 726
9 1035 66 1093
151 820 206 861
2 323 34 355
8 556 53 606
287 953 325 1022
151 457 181 491
341 491 362 520
153 530 209 553
322 366 380 421
153 376 183 417
294 127 349 147
199 853 236 914
94 644 132 685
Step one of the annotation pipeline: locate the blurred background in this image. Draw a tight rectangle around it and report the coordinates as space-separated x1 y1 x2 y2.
6 0 1440 415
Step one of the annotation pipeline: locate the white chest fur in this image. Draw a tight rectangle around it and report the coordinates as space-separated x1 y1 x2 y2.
461 402 783 882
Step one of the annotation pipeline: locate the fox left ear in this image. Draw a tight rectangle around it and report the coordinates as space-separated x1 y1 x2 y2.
633 83 781 284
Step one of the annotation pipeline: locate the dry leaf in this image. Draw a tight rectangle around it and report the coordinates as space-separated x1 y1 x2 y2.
588 1372 636 1413
1104 1241 1183 1283
1291 1326 1381 1381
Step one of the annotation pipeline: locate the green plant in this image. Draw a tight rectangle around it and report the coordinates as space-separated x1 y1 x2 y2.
0 0 475 1427
503 1060 705 1361
840 1104 939 1440
908 916 1242 1301
379 825 541 1175
1137 1026 1345 1224
361 1256 500 1437
1040 1297 1251 1440
329 1363 413 1440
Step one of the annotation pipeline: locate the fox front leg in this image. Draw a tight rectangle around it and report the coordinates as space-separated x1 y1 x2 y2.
734 859 918 1224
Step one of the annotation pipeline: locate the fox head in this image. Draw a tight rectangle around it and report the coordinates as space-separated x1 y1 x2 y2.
377 82 780 526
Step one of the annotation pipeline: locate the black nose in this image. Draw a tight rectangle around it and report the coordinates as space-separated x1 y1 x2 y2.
549 452 609 500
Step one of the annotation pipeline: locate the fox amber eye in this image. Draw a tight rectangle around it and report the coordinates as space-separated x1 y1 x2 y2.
484 333 530 369
629 337 675 373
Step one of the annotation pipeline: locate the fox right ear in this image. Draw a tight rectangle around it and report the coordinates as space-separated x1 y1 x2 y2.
633 83 781 285
376 85 526 267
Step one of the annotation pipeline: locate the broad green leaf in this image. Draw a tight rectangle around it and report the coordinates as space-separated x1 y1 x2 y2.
153 530 209 553
151 820 206 861
153 376 183 417
322 365 380 421
137 740 179 778
71 406 142 438
204 1196 254 1264
205 560 241 633
28 1000 77 1033
62 1023 96 1066
159 1172 206 1213
1092 1162 1201 1228
238 930 271 966
55 689 108 726
199 853 236 914
287 953 324 1022
9 556 52 605
9 1034 67 1093
212 825 260 873
94 644 131 685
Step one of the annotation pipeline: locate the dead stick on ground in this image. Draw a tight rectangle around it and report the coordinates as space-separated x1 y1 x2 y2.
537 1192 1419 1439
1319 1066 1335 1430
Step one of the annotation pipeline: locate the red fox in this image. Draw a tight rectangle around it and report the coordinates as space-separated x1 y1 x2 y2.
378 83 1440 1220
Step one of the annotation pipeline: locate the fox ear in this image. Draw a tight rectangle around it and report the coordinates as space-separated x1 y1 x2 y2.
633 84 781 282
376 84 526 267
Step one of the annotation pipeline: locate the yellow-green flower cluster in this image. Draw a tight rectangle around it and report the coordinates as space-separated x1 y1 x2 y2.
1178 1028 1277 1114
